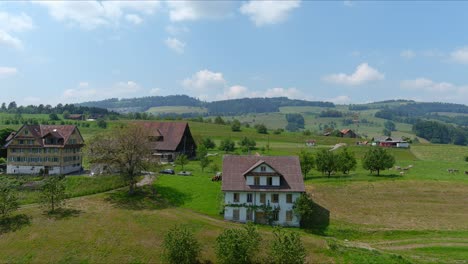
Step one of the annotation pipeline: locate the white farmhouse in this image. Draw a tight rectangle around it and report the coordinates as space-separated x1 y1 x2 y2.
222 155 305 227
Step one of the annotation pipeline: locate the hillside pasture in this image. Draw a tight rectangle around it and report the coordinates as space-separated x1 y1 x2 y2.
146 106 207 115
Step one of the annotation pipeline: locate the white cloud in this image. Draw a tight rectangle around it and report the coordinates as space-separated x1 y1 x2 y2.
35 1 160 30
165 25 189 35
0 12 34 49
218 85 249 100
62 81 141 102
450 46 468 64
400 78 468 103
149 88 161 95
401 78 455 93
166 1 234 22
125 14 143 25
165 37 186 54
182 70 226 92
114 81 141 94
0 67 18 78
323 63 385 86
239 0 301 26
400 49 415 59
343 1 354 7
263 87 302 99
328 95 351 104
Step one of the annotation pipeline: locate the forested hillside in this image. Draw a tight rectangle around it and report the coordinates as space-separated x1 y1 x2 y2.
79 96 335 115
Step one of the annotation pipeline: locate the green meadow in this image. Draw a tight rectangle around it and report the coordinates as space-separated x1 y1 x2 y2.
0 117 467 263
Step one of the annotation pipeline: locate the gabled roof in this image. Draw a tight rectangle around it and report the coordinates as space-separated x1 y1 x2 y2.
222 155 305 192
4 125 82 148
241 160 283 177
138 122 191 151
340 129 353 134
373 136 406 143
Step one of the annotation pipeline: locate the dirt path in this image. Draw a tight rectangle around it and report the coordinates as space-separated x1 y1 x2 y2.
136 174 155 187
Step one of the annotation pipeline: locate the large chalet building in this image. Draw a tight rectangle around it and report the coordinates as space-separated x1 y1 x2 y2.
139 122 196 162
4 125 84 175
222 155 305 226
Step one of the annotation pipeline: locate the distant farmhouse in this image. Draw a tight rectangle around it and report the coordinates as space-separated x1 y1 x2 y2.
305 139 316 147
139 122 196 162
66 114 84 121
4 125 84 175
340 129 357 138
372 136 410 148
222 155 305 226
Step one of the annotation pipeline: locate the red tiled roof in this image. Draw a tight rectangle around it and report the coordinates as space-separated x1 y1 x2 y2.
137 122 190 151
340 129 351 134
5 125 82 147
222 155 305 192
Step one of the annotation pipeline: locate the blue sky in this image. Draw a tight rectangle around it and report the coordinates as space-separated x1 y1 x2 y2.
1 1 468 106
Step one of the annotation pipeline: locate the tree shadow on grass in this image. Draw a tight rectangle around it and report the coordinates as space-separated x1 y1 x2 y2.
309 175 353 180
0 214 31 234
105 185 192 210
302 201 330 236
45 208 82 220
372 174 402 179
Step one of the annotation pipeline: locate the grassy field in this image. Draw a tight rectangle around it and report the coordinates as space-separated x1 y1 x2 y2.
1 117 467 263
146 106 208 115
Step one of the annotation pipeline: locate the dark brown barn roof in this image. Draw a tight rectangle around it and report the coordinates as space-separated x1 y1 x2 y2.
222 155 305 192
138 122 191 151
5 125 82 148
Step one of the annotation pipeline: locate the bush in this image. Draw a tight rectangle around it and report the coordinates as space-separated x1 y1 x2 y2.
231 119 241 132
269 228 306 264
293 193 314 228
201 137 216 149
219 138 235 152
238 137 256 152
163 225 201 264
254 124 268 134
215 223 261 264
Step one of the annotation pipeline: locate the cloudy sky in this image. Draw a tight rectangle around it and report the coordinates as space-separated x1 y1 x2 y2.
1 1 468 105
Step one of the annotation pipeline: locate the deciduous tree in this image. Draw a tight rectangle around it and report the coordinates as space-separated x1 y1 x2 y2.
87 125 153 195
215 223 261 264
299 150 315 179
163 225 201 264
41 176 67 213
0 181 19 219
269 228 306 264
315 149 337 177
336 148 357 174
362 148 395 176
175 154 189 171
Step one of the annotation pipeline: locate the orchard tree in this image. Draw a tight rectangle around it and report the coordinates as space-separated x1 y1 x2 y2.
315 149 337 177
299 150 315 179
41 176 67 213
362 148 395 176
175 154 189 171
238 137 256 153
269 228 306 264
87 125 153 195
231 119 241 132
219 138 235 153
293 193 315 228
255 124 268 134
201 137 216 149
163 225 201 264
0 181 19 219
215 223 261 264
336 148 357 174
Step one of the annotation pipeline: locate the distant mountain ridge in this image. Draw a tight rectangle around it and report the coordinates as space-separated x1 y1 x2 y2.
79 95 335 115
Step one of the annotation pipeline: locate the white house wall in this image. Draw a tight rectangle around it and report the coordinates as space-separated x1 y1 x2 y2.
6 165 80 175
224 191 301 227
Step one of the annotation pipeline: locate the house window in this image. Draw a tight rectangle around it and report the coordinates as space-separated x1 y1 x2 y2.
19 140 24 145
246 209 253 221
286 194 293 204
272 194 279 203
272 211 279 221
24 130 29 135
233 193 240 203
260 166 266 172
247 193 253 203
260 194 266 204
286 210 293 222
267 177 273 186
233 209 240 220
254 177 260 185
